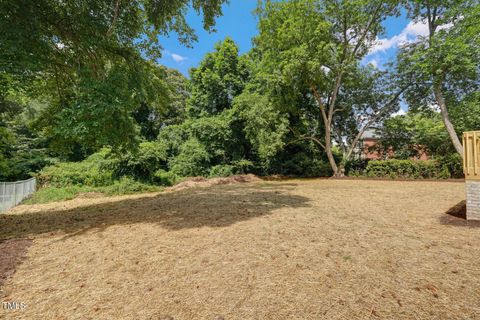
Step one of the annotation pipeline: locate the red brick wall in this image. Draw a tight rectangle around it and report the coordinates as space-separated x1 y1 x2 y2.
361 139 429 160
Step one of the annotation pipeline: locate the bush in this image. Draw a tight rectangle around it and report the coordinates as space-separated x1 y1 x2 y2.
209 165 235 177
25 185 90 203
231 159 254 174
157 124 189 156
208 160 254 177
365 159 441 179
187 115 235 161
344 159 369 176
100 177 160 195
37 149 114 187
26 177 161 204
169 138 211 177
153 169 178 186
436 154 464 178
109 141 168 181
270 152 332 177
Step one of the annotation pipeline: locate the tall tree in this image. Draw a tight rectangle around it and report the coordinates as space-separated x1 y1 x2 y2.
399 0 480 157
134 68 189 141
188 37 250 117
256 0 400 176
0 0 227 153
376 112 452 159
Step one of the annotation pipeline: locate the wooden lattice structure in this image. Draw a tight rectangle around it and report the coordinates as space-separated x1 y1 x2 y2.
463 131 480 180
463 131 480 220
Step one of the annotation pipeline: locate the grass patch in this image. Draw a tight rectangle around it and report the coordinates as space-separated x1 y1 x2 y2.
25 178 162 204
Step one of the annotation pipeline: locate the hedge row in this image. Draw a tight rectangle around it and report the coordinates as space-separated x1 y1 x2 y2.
364 158 462 179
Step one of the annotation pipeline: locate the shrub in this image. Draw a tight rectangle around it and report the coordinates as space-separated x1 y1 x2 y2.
100 177 160 195
209 165 235 177
365 159 440 179
26 177 161 204
271 152 332 177
157 124 189 156
187 115 235 161
169 138 211 177
344 159 369 176
109 141 168 181
231 159 254 174
208 160 255 177
37 149 114 187
25 185 90 203
436 154 464 178
153 169 178 186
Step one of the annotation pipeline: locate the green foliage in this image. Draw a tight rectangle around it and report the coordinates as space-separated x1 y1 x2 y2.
436 154 464 179
0 126 15 177
186 114 235 162
100 177 160 195
157 124 190 156
26 177 161 204
450 92 480 135
208 160 254 177
109 141 168 182
254 0 401 175
209 165 235 177
188 37 250 117
365 159 453 179
233 91 289 164
1 0 226 153
231 159 254 174
169 138 211 177
133 68 189 140
397 1 480 154
344 159 369 176
0 97 53 181
377 112 453 158
276 153 332 177
153 169 178 186
3 0 476 190
37 150 114 187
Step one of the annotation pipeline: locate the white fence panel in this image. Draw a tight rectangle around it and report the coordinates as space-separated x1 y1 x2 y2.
0 178 36 213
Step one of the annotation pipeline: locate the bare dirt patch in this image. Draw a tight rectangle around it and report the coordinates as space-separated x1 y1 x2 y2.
166 174 261 192
1 180 479 319
440 200 480 228
0 239 32 297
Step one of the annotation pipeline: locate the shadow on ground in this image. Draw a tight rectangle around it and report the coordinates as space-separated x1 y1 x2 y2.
0 183 310 241
0 238 32 296
439 200 480 228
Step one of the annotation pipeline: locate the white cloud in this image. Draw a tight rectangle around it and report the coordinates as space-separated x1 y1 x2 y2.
163 50 188 63
171 53 188 63
391 109 407 117
368 20 429 55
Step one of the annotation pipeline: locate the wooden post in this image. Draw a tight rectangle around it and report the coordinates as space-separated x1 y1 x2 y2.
464 131 480 220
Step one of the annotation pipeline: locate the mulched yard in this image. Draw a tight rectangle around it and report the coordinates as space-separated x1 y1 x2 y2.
0 179 479 319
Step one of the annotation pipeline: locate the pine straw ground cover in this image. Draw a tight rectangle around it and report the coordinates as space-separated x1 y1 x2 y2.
0 179 479 319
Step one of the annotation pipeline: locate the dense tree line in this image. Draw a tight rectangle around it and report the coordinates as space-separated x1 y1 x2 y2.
0 0 479 185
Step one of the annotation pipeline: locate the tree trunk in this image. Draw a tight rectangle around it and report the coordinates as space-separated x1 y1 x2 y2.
434 85 464 157
324 129 341 177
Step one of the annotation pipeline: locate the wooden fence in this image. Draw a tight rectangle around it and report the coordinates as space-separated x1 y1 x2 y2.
463 131 480 180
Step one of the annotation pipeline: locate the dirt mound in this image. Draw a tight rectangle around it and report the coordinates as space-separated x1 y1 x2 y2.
166 174 261 192
75 192 105 199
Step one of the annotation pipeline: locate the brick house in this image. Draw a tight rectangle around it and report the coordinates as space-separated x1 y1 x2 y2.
356 128 429 160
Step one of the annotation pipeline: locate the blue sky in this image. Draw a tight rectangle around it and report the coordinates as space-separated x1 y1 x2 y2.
158 1 425 113
158 1 421 76
158 1 258 75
